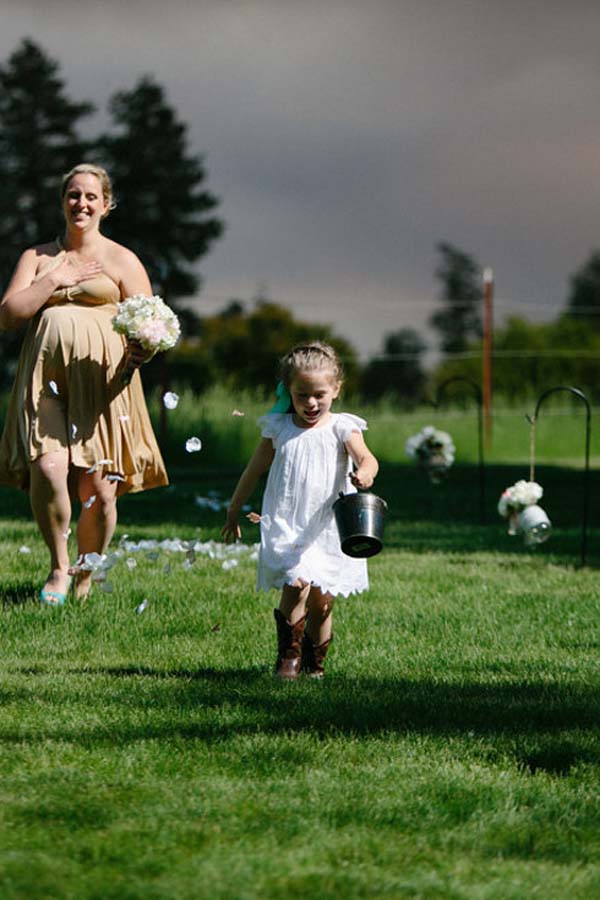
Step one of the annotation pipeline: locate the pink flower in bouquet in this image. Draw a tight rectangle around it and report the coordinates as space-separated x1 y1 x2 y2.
136 319 171 349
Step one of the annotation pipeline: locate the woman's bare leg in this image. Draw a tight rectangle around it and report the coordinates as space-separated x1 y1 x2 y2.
72 470 118 598
30 450 72 600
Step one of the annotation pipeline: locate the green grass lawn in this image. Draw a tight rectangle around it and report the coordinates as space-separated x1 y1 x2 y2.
1 457 600 899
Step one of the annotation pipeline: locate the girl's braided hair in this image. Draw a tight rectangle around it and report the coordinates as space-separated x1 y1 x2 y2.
279 341 344 388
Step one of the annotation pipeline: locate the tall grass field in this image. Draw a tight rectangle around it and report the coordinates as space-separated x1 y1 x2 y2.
1 389 599 898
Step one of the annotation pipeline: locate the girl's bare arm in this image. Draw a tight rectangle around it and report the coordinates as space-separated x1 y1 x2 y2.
345 431 379 489
221 438 275 541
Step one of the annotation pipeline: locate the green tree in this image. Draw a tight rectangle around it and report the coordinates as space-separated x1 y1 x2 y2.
151 300 361 396
98 77 224 320
361 328 427 405
432 314 600 402
430 242 483 355
565 251 600 331
0 38 94 385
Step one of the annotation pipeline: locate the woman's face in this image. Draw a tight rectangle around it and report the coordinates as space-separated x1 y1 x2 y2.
62 173 109 232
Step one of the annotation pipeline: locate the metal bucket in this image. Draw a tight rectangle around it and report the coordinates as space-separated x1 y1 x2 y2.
333 491 388 558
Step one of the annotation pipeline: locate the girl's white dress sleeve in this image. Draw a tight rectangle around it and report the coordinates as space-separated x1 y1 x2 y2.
255 412 369 598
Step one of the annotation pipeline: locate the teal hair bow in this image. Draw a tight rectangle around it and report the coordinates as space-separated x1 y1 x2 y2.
269 381 292 413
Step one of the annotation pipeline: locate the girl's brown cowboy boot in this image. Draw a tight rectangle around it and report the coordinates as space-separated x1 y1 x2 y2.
273 609 306 679
301 633 333 679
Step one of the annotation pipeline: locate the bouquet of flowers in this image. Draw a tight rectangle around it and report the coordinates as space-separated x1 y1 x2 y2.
498 479 551 544
405 425 455 484
112 294 181 384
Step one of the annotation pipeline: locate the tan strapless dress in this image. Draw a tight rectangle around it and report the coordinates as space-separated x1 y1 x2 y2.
0 255 168 494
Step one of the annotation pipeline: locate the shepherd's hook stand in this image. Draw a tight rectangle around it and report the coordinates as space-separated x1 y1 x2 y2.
434 376 485 524
528 386 591 567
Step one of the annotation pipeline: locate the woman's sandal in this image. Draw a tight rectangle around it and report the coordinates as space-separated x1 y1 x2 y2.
39 577 72 607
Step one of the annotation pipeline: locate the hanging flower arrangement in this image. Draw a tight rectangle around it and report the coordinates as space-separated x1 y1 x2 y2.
498 479 551 545
405 425 455 484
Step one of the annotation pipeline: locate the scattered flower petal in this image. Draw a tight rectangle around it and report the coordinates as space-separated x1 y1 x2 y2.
136 599 148 614
232 409 245 417
71 424 78 439
119 415 130 423
62 528 72 539
19 545 31 554
83 552 104 569
86 459 113 474
83 495 97 509
246 511 262 524
107 474 126 483
222 559 239 571
49 380 59 395
185 437 202 453
126 558 137 570
163 391 180 410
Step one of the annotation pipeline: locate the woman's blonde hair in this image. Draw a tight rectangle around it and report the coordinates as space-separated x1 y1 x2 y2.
279 341 344 388
61 163 116 217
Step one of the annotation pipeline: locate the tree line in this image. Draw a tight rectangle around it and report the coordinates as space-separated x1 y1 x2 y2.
2 39 600 405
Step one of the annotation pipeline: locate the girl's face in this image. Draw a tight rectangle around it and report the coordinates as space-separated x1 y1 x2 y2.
289 370 340 428
62 173 109 232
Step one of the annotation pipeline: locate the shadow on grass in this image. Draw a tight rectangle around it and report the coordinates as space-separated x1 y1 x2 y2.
1 582 38 607
3 663 598 776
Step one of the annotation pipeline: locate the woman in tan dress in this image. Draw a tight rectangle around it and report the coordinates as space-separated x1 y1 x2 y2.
0 163 168 604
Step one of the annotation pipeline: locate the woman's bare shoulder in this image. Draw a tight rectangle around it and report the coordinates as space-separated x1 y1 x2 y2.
102 238 151 294
103 238 140 265
16 242 61 276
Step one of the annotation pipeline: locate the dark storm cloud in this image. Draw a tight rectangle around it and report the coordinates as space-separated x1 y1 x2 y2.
2 0 600 355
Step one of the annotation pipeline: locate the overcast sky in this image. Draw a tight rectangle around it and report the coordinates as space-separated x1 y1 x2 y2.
2 0 600 358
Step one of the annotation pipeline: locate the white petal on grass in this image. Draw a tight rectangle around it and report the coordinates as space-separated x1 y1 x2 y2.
136 599 148 614
222 559 239 571
18 545 31 554
126 558 137 570
232 409 245 417
163 391 180 410
83 495 97 509
185 437 202 453
182 559 194 570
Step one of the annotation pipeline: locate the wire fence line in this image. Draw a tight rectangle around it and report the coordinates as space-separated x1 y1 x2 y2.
358 349 600 362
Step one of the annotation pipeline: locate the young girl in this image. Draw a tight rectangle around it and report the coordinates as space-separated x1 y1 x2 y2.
222 341 379 679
